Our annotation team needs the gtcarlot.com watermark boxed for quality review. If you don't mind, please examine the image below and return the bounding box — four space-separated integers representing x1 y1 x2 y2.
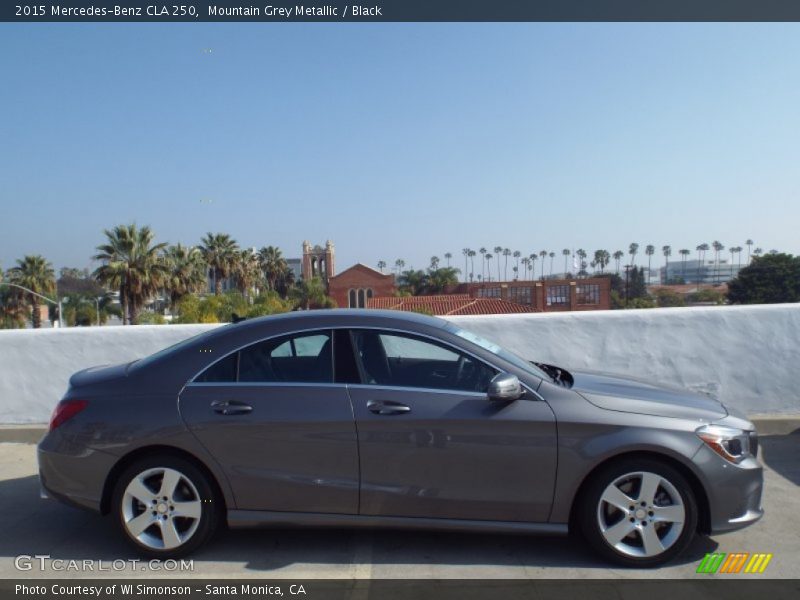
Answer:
15 554 194 572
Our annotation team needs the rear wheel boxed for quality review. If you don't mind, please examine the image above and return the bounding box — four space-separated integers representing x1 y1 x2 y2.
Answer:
112 456 219 557
578 458 698 567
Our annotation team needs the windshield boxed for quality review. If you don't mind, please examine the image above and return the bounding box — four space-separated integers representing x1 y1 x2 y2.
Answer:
445 324 551 382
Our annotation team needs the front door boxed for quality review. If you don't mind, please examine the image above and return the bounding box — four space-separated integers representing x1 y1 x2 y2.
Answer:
179 329 359 514
347 329 557 523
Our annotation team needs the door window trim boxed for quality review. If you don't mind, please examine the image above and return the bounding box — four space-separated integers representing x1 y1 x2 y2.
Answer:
184 325 542 399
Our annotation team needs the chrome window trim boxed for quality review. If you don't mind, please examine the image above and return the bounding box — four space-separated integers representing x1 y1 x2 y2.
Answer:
185 324 543 400
186 381 347 389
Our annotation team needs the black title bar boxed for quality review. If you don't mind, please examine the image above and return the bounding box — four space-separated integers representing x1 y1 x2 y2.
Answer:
7 0 800 22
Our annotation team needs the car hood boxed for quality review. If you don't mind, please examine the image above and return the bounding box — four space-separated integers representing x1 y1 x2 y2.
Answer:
570 370 728 421
69 362 131 389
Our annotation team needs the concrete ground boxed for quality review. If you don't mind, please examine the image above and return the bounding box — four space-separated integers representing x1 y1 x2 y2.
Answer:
0 431 797 580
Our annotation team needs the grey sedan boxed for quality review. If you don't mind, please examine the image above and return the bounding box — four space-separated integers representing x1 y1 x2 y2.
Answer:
38 310 763 567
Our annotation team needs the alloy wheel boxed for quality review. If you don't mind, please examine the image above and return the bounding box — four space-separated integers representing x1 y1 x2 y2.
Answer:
596 470 686 558
121 467 203 551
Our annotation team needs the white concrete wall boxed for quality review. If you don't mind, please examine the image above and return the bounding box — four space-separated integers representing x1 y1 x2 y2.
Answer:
0 304 798 424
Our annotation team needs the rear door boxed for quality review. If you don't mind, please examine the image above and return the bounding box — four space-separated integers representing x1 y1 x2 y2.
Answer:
346 329 557 523
179 329 359 514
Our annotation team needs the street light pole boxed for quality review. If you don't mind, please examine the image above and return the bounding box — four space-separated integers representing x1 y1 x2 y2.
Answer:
0 282 64 328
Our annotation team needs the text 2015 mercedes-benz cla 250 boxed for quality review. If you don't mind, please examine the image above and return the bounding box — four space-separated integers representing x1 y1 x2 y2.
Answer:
38 310 763 567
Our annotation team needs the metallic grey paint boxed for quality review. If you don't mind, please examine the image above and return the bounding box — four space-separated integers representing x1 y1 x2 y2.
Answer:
37 309 763 550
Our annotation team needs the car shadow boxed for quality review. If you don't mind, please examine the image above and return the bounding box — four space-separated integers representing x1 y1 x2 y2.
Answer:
758 428 800 486
0 474 716 575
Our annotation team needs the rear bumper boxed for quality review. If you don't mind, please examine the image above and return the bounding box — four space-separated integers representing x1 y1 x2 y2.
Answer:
692 444 764 534
37 430 117 514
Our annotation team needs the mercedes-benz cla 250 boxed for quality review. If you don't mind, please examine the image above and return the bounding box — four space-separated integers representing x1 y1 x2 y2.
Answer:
38 310 763 567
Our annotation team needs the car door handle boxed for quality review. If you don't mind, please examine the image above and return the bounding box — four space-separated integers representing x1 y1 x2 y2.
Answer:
367 400 411 415
211 400 253 415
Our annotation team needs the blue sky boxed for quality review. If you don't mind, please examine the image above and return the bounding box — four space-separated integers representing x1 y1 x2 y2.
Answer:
2 23 799 273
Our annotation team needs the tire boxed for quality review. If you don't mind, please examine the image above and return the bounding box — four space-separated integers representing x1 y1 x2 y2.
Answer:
111 455 220 558
578 457 698 568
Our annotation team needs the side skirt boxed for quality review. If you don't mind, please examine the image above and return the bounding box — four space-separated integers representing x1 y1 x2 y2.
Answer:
227 510 568 535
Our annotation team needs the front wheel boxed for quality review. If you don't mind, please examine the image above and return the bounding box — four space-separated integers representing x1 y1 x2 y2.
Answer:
112 456 219 557
578 458 698 567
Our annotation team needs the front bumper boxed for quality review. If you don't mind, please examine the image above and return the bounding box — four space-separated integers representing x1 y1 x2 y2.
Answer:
692 443 764 534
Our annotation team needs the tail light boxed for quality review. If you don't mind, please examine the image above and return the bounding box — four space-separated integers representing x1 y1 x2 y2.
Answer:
49 399 88 431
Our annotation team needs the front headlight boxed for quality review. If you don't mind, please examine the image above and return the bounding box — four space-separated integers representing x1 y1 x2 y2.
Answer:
696 424 754 464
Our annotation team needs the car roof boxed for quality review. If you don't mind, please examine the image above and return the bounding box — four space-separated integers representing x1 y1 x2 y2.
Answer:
230 308 450 332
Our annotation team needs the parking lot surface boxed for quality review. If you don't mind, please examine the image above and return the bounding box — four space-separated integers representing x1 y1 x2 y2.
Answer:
1 431 797 579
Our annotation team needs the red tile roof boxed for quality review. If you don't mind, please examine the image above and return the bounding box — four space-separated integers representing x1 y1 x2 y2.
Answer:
367 294 537 316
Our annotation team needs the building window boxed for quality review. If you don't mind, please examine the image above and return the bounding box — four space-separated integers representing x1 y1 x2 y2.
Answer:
367 288 373 299
358 289 366 308
576 284 600 305
349 289 357 308
509 286 532 304
477 287 501 298
546 285 570 306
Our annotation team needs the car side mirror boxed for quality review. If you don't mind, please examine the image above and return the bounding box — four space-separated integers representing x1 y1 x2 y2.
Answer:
487 372 523 402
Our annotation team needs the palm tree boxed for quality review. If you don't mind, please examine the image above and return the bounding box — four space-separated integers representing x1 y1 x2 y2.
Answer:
199 232 239 295
628 243 639 268
539 250 548 280
529 254 538 280
398 269 428 295
7 255 55 328
493 247 502 281
93 224 168 325
163 244 206 310
232 249 262 298
712 241 725 284
479 247 487 281
395 258 406 275
444 252 452 268
430 256 440 270
679 249 690 279
512 250 521 279
662 245 672 284
696 243 709 284
753 247 763 258
521 257 529 280
468 249 477 282
745 239 754 264
576 249 587 277
594 249 610 274
462 248 470 282
485 253 493 281
290 277 335 310
562 249 571 277
502 248 511 280
258 246 287 292
377 260 386 273
548 252 555 278
645 245 655 281
613 250 624 274
427 266 460 293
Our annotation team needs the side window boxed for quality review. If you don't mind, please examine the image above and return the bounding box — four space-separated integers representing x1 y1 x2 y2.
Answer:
352 330 496 393
195 352 238 383
238 331 332 383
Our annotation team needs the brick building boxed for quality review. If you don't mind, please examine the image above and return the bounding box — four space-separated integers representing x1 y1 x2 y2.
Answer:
449 277 612 312
327 263 396 308
367 294 537 316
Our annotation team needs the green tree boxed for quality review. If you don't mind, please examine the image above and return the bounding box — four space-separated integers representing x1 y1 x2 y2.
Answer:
232 249 262 298
0 285 27 329
426 267 460 294
199 232 238 295
654 288 686 307
377 260 386 273
662 245 672 284
258 246 287 292
290 277 336 310
613 250 624 274
645 244 655 277
398 269 428 295
7 255 56 328
727 253 800 304
93 224 168 325
164 244 206 310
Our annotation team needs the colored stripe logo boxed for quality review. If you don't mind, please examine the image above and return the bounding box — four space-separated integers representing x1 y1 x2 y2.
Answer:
697 552 772 574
